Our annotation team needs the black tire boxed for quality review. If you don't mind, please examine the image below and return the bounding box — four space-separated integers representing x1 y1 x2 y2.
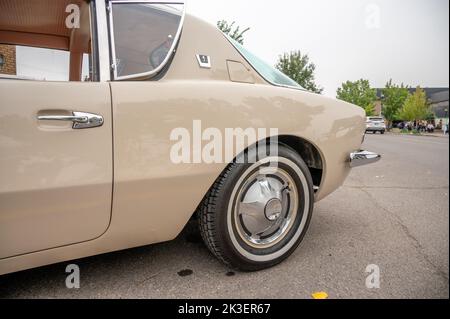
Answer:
197 144 314 271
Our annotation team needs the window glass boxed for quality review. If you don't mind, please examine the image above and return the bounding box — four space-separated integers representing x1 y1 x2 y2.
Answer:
230 38 303 89
0 0 94 82
111 3 184 79
0 45 92 82
0 46 90 81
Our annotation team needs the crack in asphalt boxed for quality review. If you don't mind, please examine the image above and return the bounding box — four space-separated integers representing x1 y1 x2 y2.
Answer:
137 272 161 285
356 186 449 282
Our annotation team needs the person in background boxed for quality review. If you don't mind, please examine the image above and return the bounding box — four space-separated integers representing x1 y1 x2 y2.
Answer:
407 122 412 131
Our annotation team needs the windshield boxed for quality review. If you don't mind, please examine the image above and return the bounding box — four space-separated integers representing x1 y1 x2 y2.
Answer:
229 38 303 90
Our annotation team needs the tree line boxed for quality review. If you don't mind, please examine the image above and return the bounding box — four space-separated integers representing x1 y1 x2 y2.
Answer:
336 79 432 127
218 20 432 126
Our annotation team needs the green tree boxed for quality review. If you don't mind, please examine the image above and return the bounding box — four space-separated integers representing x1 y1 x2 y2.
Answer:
336 79 377 113
382 79 409 127
398 86 430 122
365 103 376 116
217 20 249 44
275 51 323 94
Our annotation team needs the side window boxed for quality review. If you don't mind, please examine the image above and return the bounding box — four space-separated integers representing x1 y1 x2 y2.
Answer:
228 37 303 90
0 0 95 82
109 2 185 80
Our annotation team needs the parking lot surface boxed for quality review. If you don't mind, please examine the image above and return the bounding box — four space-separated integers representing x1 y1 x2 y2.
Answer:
0 134 448 299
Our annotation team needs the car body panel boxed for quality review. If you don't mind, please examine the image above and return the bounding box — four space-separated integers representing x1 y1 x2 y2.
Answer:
110 80 365 246
0 11 366 274
0 81 113 259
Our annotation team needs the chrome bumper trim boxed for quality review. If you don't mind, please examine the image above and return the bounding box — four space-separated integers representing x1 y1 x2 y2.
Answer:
350 150 381 168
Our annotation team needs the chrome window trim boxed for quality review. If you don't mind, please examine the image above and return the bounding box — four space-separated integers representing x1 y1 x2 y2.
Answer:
107 0 185 81
223 34 307 92
95 0 111 82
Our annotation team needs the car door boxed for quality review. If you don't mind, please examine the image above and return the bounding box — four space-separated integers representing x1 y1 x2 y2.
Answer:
0 0 113 259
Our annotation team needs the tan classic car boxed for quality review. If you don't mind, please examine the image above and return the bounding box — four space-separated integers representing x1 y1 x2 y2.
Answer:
0 0 380 274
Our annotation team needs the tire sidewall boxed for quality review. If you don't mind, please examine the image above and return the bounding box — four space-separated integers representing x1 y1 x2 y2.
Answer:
215 144 315 270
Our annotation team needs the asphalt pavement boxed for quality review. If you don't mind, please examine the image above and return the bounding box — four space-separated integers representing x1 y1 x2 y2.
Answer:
0 134 448 299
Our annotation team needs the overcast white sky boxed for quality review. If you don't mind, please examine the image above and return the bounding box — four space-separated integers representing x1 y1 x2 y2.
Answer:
187 0 449 96
12 0 449 95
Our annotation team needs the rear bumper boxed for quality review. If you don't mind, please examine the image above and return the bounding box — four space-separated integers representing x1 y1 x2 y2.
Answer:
366 127 385 131
350 150 381 168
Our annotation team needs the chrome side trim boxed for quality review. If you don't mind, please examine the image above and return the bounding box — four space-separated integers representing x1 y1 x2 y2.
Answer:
95 0 111 82
350 150 381 168
108 0 186 81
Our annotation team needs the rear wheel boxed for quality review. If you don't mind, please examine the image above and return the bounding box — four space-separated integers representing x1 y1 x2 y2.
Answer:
197 145 314 271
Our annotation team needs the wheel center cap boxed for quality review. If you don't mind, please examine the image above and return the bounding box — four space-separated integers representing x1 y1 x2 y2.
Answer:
264 198 283 221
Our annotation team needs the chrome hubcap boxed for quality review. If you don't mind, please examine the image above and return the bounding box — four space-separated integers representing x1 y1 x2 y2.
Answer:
234 167 299 249
265 198 282 221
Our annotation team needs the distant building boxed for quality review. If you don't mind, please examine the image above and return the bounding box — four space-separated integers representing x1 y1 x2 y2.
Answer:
375 87 449 128
0 44 17 76
373 99 383 117
428 90 449 128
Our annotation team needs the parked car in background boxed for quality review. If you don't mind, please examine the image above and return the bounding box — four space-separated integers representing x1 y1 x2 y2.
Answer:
366 117 386 134
0 0 381 274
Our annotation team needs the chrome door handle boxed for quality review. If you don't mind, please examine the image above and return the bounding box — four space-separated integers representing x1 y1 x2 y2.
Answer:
38 112 104 129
